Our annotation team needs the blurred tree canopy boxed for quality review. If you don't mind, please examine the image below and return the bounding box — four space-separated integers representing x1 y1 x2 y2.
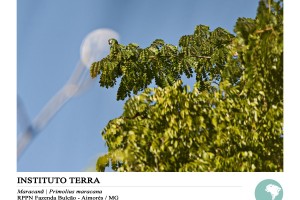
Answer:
91 0 283 172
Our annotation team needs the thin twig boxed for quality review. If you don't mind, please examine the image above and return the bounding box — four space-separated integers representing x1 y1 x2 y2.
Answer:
255 27 273 34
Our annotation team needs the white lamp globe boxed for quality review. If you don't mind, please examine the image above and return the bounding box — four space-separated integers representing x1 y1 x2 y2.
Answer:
80 28 120 68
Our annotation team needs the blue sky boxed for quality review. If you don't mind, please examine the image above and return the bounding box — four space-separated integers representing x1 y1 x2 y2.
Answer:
17 0 259 172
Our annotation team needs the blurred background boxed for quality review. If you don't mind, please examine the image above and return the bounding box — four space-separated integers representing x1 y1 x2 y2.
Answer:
17 0 258 172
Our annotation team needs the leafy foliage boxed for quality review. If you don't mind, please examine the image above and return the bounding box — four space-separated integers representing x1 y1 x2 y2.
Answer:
90 25 234 100
92 0 283 172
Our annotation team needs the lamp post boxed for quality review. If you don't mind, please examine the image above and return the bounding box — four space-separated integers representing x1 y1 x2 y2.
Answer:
17 28 120 159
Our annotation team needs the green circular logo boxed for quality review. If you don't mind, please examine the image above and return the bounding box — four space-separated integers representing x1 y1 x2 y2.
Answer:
255 179 283 200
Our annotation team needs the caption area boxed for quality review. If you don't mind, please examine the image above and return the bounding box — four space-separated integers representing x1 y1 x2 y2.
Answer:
16 175 243 200
17 177 118 200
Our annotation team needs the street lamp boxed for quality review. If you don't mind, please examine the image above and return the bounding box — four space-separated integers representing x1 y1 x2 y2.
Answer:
17 28 120 159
